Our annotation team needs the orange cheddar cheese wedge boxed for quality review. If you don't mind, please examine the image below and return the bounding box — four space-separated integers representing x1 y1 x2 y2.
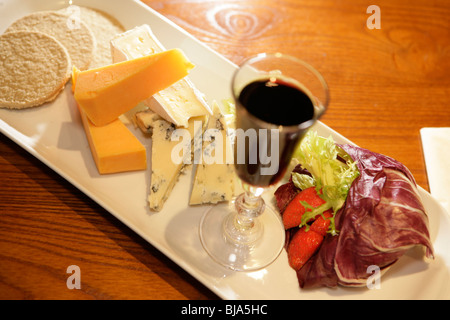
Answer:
77 104 147 174
71 66 80 93
74 48 194 126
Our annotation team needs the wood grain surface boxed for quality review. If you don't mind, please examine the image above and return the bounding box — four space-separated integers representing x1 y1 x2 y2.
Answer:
1 0 449 300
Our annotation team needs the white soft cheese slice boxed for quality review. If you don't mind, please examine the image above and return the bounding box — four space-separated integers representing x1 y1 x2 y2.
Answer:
190 102 237 205
110 24 212 127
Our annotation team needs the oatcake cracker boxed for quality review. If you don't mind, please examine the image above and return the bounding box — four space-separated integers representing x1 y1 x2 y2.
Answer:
58 5 125 68
0 31 71 109
5 11 96 70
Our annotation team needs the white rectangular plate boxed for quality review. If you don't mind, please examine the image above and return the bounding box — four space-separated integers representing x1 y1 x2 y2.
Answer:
1 0 449 299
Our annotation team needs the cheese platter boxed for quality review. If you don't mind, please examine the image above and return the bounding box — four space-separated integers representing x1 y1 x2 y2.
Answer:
1 0 450 299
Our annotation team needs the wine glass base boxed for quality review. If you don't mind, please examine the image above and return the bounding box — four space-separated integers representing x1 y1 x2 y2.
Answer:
199 201 285 272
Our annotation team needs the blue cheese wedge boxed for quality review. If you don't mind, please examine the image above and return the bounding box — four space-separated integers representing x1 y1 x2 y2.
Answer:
110 24 212 127
149 113 208 211
134 108 163 135
189 102 237 205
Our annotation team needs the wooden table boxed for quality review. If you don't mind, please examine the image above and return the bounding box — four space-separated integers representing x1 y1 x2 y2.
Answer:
1 0 449 300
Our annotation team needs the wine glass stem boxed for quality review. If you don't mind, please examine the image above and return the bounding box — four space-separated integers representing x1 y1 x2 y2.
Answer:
224 186 266 245
239 189 264 217
235 213 255 230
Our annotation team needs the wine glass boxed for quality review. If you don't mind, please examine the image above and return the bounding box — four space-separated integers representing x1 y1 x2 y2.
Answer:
199 53 329 271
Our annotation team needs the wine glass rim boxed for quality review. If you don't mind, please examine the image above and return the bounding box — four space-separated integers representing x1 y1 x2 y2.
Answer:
231 52 329 131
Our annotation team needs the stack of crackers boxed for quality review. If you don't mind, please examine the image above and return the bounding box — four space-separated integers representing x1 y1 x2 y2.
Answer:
0 5 125 109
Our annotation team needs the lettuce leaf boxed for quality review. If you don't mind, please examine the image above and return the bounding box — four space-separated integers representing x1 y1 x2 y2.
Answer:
291 131 360 235
221 98 236 116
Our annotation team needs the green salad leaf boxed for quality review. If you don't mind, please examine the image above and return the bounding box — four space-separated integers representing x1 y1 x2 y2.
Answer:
292 131 360 235
221 98 236 116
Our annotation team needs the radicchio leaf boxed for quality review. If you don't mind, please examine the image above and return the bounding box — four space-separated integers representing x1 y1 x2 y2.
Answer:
296 144 434 288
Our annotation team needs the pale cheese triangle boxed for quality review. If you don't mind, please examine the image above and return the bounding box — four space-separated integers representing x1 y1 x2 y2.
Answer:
189 102 237 205
149 114 208 211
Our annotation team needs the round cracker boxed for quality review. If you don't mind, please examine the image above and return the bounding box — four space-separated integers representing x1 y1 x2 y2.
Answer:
0 31 71 109
58 5 125 68
6 11 96 70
